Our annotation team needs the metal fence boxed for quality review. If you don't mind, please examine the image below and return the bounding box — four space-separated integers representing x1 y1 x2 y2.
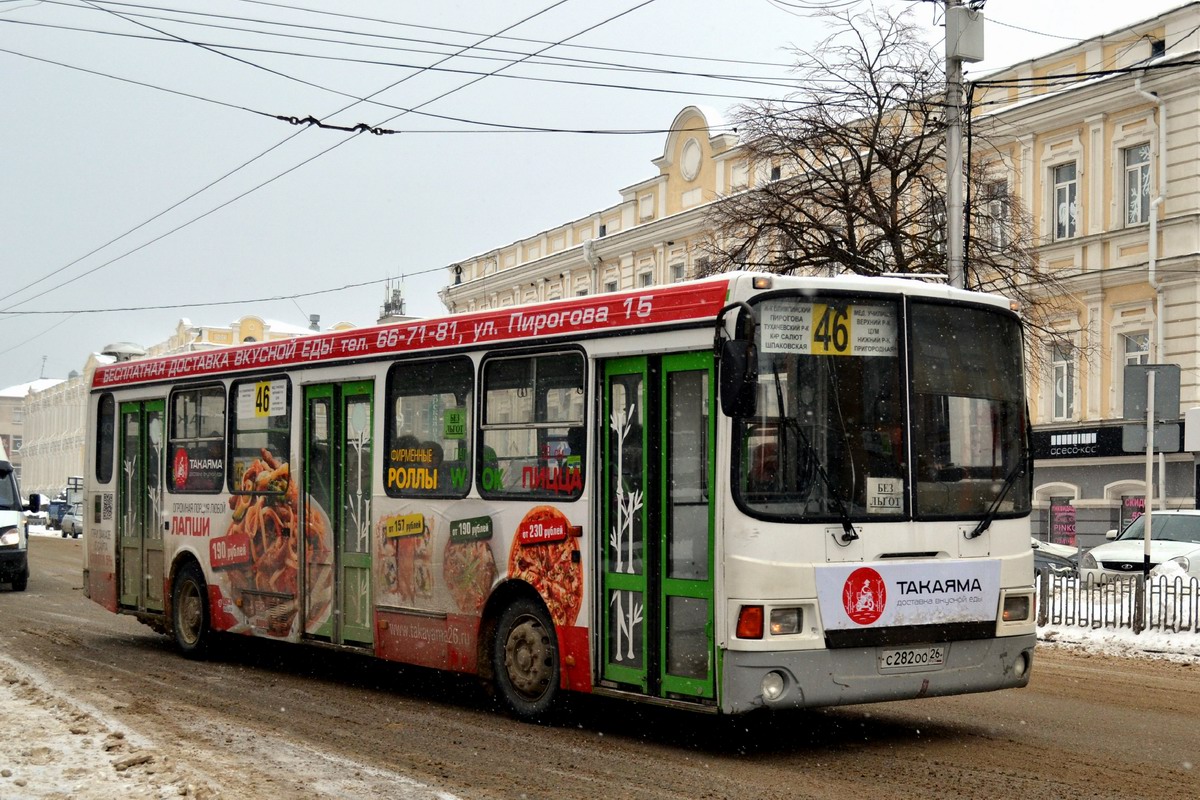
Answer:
1037 573 1200 634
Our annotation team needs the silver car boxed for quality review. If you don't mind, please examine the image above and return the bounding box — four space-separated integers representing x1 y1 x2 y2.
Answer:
1080 510 1200 583
60 503 83 539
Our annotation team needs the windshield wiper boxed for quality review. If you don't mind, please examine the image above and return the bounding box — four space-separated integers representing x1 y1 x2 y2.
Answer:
966 460 1026 539
773 366 858 544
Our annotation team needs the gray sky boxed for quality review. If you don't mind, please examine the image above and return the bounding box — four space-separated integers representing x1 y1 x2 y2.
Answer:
0 0 1185 384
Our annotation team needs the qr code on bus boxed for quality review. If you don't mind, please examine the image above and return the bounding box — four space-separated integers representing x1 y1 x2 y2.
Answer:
102 493 114 521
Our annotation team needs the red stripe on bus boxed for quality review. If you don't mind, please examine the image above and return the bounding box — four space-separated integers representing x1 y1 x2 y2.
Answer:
92 279 731 388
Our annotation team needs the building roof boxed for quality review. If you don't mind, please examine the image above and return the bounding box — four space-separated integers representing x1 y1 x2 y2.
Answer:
0 379 66 398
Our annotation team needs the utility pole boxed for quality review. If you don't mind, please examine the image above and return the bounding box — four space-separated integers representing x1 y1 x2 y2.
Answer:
944 1 984 289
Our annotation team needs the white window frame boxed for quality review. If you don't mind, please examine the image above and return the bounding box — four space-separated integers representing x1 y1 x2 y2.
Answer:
1052 162 1078 241
984 179 1010 249
1111 302 1153 418
1050 343 1076 421
1123 330 1150 367
1123 143 1151 227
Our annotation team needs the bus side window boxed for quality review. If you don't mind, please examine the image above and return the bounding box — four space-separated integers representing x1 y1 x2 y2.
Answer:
384 357 473 499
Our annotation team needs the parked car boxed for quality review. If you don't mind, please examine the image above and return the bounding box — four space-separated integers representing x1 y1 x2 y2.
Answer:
60 503 83 539
1031 537 1079 563
1080 509 1200 583
1034 546 1078 578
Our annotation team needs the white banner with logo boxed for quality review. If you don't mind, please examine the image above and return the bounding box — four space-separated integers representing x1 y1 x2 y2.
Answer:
815 560 1001 629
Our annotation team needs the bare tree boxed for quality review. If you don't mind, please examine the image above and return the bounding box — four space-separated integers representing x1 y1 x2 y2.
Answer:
701 6 1070 354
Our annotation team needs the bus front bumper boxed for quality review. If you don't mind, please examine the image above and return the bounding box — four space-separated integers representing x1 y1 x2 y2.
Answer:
720 633 1035 715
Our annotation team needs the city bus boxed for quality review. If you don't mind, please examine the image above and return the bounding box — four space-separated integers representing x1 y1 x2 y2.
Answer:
81 271 1035 719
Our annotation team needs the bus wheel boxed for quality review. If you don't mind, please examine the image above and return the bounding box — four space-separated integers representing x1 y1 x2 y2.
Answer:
491 597 559 720
172 562 212 659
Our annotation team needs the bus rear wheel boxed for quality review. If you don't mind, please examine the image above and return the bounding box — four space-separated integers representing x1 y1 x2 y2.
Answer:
491 597 559 721
172 562 212 659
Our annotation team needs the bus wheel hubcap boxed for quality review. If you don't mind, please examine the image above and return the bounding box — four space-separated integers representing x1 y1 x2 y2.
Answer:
504 616 551 698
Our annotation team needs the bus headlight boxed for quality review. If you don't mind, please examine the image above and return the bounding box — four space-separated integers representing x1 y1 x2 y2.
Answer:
1169 556 1191 571
761 671 786 701
0 526 19 548
769 607 802 635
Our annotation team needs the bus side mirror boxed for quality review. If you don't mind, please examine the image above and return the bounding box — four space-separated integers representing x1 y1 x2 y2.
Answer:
720 340 757 417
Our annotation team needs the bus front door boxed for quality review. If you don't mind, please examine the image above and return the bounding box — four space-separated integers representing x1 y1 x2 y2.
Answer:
118 399 166 613
602 353 716 702
303 382 374 647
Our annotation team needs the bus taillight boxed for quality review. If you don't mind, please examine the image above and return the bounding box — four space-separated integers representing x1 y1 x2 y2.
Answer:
736 605 764 639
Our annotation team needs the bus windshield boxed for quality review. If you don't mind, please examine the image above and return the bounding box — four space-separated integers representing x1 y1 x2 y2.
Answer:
734 294 1029 522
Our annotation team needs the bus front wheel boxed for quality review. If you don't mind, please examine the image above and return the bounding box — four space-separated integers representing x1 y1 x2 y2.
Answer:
491 597 559 721
172 562 212 659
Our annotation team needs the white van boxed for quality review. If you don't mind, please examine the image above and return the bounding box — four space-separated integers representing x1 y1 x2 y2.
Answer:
0 439 37 591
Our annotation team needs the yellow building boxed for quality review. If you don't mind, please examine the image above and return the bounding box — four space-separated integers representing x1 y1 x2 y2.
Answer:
439 105 748 311
440 3 1200 548
977 1 1200 545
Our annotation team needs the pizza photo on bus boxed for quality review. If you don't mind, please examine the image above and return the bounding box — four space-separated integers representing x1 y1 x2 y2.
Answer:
508 505 582 627
443 538 497 614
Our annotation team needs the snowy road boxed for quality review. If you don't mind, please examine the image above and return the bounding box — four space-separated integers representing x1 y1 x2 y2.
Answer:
2 534 1199 799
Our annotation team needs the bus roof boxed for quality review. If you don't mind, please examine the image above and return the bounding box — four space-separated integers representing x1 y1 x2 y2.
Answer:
91 272 1013 390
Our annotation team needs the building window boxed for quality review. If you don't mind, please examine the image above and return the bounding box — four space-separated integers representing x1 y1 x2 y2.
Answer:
639 272 653 288
985 180 1010 248
577 289 588 297
1123 331 1150 366
1150 38 1165 58
604 280 618 293
769 165 782 181
1053 163 1078 240
598 224 607 237
670 263 686 283
1051 345 1075 420
1124 143 1151 226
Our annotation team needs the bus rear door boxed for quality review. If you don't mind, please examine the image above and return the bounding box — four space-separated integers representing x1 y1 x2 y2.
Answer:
118 400 166 613
303 382 374 646
602 353 716 702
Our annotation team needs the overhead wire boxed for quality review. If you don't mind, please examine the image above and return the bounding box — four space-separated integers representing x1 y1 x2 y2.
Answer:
0 0 579 313
230 0 796 70
0 16 807 101
0 266 447 316
0 0 668 325
32 0 802 83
